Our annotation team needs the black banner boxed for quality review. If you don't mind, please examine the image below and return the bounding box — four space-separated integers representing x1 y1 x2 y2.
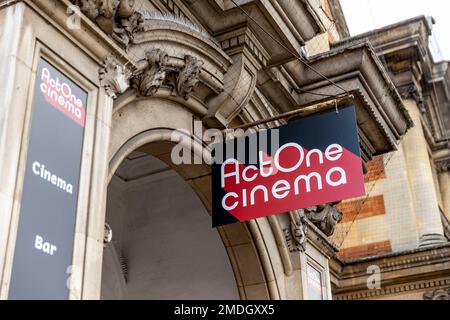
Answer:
9 58 87 299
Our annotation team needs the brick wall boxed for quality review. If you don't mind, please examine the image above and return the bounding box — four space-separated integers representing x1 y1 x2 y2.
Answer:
338 240 392 260
365 156 385 182
338 195 386 223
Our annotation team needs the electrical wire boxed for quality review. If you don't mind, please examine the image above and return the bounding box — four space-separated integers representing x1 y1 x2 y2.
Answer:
230 0 350 96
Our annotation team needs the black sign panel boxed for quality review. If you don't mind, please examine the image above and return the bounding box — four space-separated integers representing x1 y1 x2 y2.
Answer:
212 106 365 227
9 58 87 299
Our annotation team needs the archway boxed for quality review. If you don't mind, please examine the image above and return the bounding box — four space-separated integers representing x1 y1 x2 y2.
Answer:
101 96 278 299
102 145 239 299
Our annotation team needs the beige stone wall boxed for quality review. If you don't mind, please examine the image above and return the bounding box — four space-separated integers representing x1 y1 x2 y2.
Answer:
0 1 114 299
337 99 447 258
337 143 419 255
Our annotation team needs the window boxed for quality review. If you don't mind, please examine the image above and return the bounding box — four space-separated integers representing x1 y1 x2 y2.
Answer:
307 264 324 300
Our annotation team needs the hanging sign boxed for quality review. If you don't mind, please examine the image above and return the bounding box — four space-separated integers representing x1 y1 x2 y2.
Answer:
212 106 365 227
9 58 87 299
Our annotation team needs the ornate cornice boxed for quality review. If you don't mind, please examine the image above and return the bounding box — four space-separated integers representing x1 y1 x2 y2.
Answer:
335 278 450 300
216 26 270 69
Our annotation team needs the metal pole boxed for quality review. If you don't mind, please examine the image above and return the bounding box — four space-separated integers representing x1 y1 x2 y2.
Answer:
227 94 354 131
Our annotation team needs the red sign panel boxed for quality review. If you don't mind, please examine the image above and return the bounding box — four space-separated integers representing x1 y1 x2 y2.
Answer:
212 106 365 227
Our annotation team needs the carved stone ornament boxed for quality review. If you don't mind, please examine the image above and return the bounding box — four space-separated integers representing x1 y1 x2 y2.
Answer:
99 55 132 98
176 55 204 99
398 84 425 111
423 287 450 300
131 49 204 99
284 212 307 252
73 0 144 48
435 157 450 173
132 49 169 97
302 204 343 237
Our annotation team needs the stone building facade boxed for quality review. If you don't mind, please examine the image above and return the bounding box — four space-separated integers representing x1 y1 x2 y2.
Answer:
0 0 446 300
330 16 450 300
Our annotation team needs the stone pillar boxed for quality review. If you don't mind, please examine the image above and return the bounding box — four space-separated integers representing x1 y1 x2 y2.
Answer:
402 100 446 247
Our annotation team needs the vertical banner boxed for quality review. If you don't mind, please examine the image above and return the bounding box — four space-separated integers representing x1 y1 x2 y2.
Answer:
9 58 87 299
212 106 366 227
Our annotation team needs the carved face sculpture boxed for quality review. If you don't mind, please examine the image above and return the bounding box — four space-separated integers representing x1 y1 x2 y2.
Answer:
149 69 166 92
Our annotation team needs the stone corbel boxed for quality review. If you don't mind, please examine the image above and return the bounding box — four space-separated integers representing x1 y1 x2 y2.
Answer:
204 27 270 127
398 84 425 112
132 48 169 97
302 203 343 237
435 157 450 173
130 48 204 99
283 211 308 252
99 55 132 98
176 55 204 100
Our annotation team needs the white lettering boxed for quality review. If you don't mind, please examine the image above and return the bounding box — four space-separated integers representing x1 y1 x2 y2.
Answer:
306 149 324 167
221 159 240 188
259 152 274 177
242 165 258 182
222 192 239 211
325 144 343 161
274 143 304 172
32 161 73 195
34 235 57 256
294 172 323 194
326 167 347 186
272 180 290 199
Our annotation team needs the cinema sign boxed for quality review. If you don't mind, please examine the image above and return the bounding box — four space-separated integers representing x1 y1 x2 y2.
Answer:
212 107 366 227
9 58 87 299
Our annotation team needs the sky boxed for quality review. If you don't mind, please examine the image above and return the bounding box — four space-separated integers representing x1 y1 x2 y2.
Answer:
340 0 450 61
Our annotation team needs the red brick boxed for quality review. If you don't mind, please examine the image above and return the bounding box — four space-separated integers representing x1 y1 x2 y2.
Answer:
338 241 392 260
365 156 385 182
337 195 386 223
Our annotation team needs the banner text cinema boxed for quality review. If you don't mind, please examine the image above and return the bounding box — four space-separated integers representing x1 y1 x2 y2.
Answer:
220 143 347 212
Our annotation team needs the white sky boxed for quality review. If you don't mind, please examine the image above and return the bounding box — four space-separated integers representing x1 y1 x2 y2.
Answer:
340 0 450 61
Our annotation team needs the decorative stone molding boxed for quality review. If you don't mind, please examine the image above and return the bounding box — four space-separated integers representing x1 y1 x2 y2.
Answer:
73 0 144 48
132 48 169 97
423 287 450 300
435 157 450 173
125 48 205 99
204 27 268 126
176 55 204 100
398 84 425 110
217 26 270 69
99 55 132 98
302 204 343 237
335 278 450 300
283 212 307 252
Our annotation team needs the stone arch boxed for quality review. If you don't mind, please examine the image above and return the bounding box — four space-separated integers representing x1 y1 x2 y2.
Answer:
106 96 283 299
